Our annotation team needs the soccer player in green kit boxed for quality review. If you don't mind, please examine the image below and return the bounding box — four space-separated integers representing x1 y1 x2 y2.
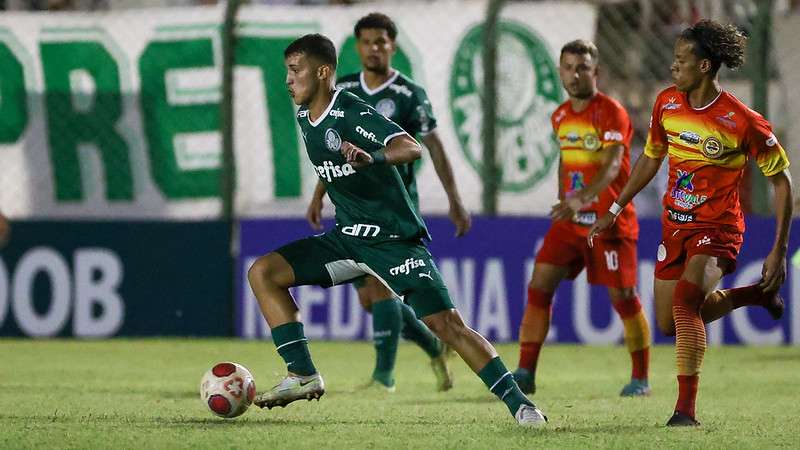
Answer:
247 33 546 426
306 13 470 392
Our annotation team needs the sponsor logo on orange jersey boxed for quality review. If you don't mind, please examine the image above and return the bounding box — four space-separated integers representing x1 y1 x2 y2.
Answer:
670 170 707 210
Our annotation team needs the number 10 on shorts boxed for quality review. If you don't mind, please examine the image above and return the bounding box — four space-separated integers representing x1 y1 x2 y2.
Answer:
604 250 619 271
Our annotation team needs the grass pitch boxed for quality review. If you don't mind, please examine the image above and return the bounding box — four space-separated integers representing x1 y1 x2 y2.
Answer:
0 339 798 449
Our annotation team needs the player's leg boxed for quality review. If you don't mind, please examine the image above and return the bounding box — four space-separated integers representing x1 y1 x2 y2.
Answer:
398 298 453 391
667 254 726 426
515 222 582 394
654 278 678 336
591 237 651 396
364 241 545 425
357 276 402 391
514 262 568 394
357 276 451 391
608 287 651 396
247 233 353 409
700 284 784 322
420 304 545 425
247 252 316 376
653 277 780 336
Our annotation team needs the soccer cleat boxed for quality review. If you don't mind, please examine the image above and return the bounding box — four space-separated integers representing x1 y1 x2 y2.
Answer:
358 378 396 393
666 411 700 427
515 404 547 427
430 344 454 391
254 373 325 409
620 378 651 397
512 368 536 395
763 291 785 320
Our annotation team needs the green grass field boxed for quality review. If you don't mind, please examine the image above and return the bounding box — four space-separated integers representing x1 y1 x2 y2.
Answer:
1 340 798 449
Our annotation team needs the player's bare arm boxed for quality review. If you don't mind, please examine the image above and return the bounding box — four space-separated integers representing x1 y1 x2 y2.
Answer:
551 143 624 221
421 131 471 236
761 169 793 292
342 134 421 168
588 153 663 246
306 181 328 231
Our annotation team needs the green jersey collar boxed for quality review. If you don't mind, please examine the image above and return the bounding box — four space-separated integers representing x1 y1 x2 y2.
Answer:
308 89 343 128
359 70 400 96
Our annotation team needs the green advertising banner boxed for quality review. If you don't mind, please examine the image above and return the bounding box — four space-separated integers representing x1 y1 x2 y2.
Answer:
0 3 596 219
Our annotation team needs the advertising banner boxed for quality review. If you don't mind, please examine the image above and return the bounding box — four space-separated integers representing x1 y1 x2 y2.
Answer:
238 216 800 345
0 1 595 218
0 222 231 337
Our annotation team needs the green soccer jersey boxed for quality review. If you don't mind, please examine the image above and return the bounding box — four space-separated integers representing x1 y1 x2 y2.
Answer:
297 89 430 242
336 71 437 208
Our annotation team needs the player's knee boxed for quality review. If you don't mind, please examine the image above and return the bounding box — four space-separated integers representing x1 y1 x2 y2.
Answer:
609 287 636 302
357 291 373 312
247 253 289 289
422 310 466 344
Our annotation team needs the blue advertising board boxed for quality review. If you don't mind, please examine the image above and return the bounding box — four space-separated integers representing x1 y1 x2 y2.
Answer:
238 216 800 345
0 221 232 337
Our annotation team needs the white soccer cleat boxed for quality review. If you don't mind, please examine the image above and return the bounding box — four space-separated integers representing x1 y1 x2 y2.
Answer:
254 373 325 409
515 404 548 427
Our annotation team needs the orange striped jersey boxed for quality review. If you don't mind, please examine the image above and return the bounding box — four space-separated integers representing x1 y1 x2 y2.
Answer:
551 92 638 239
644 86 790 233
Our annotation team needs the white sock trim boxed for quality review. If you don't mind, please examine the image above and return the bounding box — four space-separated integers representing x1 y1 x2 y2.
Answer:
489 371 512 392
275 338 307 351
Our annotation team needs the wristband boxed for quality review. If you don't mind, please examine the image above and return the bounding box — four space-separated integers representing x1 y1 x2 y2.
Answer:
372 150 387 165
609 202 624 216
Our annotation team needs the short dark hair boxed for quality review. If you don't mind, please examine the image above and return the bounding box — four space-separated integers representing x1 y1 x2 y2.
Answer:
284 33 337 69
680 19 746 73
354 12 398 41
560 39 599 62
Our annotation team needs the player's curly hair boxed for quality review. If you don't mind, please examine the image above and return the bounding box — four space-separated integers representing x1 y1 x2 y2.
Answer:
680 19 747 73
354 12 398 41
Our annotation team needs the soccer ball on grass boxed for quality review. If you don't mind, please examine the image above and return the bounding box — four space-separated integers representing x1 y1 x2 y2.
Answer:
200 362 256 418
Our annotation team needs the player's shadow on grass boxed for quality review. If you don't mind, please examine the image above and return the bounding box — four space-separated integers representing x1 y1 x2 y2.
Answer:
541 424 658 434
158 416 446 427
3 384 199 399
396 395 496 405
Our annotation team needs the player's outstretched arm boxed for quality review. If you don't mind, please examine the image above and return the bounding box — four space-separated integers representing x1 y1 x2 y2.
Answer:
306 181 327 231
342 134 421 168
760 169 793 292
588 153 662 246
422 131 471 236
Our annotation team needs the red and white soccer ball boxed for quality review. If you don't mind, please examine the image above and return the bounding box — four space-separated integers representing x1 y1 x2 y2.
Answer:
200 362 256 418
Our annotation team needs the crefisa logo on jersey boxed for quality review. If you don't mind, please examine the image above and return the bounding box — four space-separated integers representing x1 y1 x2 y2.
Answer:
389 258 426 276
355 126 380 144
324 128 342 152
449 20 562 192
702 136 723 159
376 98 396 118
